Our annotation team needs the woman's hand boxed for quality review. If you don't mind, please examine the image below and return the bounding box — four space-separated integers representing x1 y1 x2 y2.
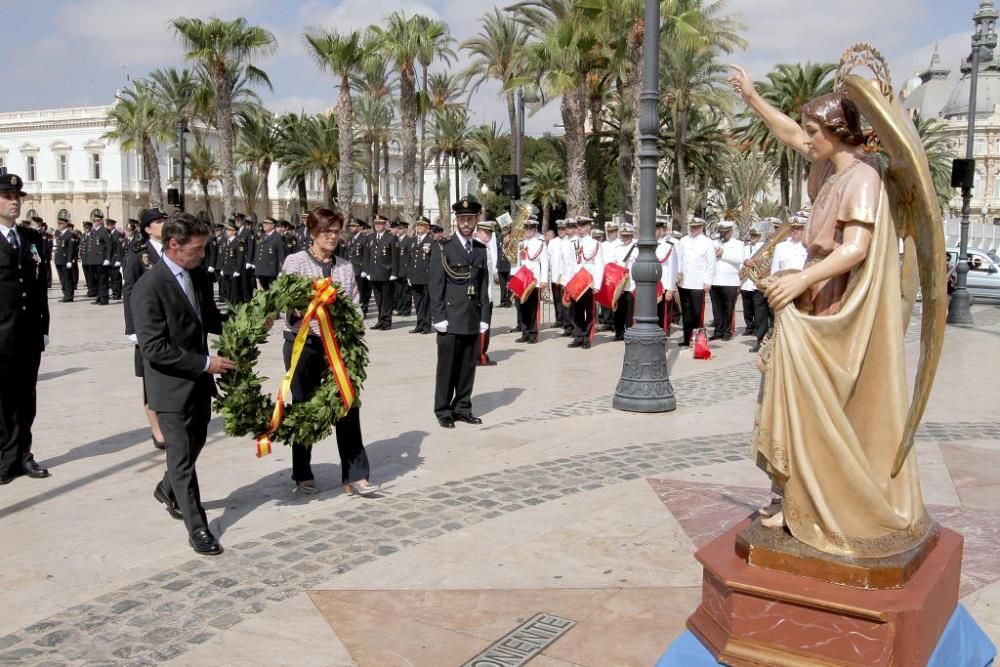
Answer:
766 272 811 310
729 65 756 103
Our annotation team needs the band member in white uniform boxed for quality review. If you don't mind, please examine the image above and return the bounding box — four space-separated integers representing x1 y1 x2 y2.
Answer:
710 220 744 340
548 220 569 335
653 218 679 334
612 223 638 340
566 218 604 349
740 227 767 351
515 218 548 344
675 217 716 348
475 220 499 366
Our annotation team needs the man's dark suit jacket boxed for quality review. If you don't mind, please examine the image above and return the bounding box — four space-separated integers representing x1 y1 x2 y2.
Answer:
429 234 491 336
131 258 224 412
0 225 49 356
365 231 400 281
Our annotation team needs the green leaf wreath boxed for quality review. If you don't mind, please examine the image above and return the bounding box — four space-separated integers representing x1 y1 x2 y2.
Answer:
213 273 368 448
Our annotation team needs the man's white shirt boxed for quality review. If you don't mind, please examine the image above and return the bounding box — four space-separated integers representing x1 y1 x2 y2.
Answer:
517 233 549 284
770 239 808 274
676 233 716 289
713 237 744 287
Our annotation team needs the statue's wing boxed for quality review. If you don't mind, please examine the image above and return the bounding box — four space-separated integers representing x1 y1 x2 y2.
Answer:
843 73 948 478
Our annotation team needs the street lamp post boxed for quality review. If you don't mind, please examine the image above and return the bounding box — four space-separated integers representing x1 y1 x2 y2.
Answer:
176 118 189 212
613 0 675 413
949 0 998 325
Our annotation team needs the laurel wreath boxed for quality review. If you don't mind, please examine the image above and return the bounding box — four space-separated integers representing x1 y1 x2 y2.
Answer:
213 273 368 448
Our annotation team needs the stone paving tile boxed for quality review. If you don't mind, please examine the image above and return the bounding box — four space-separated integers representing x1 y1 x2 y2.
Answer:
1 417 994 665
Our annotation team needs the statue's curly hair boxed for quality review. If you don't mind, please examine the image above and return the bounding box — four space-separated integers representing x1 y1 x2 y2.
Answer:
801 93 866 147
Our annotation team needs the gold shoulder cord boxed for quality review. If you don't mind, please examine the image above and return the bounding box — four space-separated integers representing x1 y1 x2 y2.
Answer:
439 245 471 281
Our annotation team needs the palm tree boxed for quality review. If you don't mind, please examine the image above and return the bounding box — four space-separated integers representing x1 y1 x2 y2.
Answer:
426 72 465 111
707 150 775 236
148 67 199 131
104 81 167 208
186 138 220 223
355 93 394 216
171 17 277 223
238 167 261 220
303 28 368 213
277 113 341 208
523 159 566 227
236 108 278 217
914 115 956 210
369 12 423 221
466 122 508 180
733 62 835 211
429 108 471 204
511 0 601 217
275 113 311 214
415 15 455 212
461 9 528 165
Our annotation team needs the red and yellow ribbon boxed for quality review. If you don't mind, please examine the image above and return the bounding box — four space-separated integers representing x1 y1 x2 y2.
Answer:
256 277 356 457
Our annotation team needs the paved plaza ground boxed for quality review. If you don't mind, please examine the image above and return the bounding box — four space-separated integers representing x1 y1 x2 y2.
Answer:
1 294 999 666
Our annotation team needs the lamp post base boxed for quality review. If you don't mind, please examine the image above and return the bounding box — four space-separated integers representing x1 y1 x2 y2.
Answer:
947 289 974 325
613 323 676 413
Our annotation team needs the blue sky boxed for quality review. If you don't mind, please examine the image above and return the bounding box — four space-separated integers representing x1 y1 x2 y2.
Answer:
3 0 982 133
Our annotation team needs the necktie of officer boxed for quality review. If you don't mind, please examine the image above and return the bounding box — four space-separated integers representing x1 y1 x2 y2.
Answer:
6 228 18 250
465 239 472 255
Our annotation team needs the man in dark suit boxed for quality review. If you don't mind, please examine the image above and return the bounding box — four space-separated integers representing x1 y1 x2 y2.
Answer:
348 219 371 317
364 214 400 330
408 216 434 334
254 217 286 290
495 222 512 307
0 172 51 484
131 213 234 555
80 220 95 296
53 213 78 302
429 196 491 429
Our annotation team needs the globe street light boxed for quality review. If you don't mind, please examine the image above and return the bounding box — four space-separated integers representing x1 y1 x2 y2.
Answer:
949 0 998 325
613 0 676 413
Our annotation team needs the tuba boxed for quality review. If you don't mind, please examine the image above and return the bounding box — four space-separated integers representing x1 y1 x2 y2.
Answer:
502 200 540 265
740 220 790 289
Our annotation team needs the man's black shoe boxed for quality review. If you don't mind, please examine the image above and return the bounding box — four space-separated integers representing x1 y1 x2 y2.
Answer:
567 340 583 348
454 414 483 425
189 528 223 556
722 334 733 341
421 328 433 334
749 342 761 353
438 417 455 429
581 341 591 349
677 342 691 348
369 323 386 331
409 328 421 334
527 337 537 344
515 335 529 343
0 476 14 485
154 484 183 520
22 457 49 479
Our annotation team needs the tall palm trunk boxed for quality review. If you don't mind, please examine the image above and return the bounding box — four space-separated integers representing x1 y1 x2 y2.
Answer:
382 141 390 208
589 94 606 222
328 170 338 208
454 154 461 203
143 136 163 208
400 68 418 220
372 140 381 215
297 178 308 216
616 78 633 216
258 157 272 217
778 154 790 209
562 85 589 217
419 64 429 212
365 140 374 214
790 153 804 212
506 90 518 173
672 105 690 228
337 76 354 213
199 179 212 224
542 202 551 228
629 19 643 222
214 63 235 222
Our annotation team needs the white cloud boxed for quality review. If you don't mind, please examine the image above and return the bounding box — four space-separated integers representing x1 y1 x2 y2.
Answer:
297 0 442 34
267 95 333 115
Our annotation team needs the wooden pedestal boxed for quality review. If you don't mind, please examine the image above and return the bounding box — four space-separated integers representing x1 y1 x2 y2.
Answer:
686 519 963 666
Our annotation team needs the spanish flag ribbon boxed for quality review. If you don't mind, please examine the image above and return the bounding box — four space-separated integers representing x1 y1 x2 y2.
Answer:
256 277 356 458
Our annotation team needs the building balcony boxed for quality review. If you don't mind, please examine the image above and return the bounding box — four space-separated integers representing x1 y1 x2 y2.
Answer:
47 180 73 193
22 181 42 195
80 179 107 194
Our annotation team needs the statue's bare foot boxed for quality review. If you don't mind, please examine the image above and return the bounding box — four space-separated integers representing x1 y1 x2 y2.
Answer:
758 497 782 518
761 510 784 529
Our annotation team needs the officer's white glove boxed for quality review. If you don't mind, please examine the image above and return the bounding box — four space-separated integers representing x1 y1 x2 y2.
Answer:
127 334 138 344
408 279 412 286
433 320 448 333
66 263 72 269
361 272 369 279
43 335 49 348
479 322 489 334
208 266 215 273
102 260 110 266
245 263 253 270
389 275 397 281
114 261 121 267
233 271 240 277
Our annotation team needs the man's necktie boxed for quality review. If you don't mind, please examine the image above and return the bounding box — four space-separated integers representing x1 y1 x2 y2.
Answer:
180 270 200 319
7 229 18 250
465 239 472 255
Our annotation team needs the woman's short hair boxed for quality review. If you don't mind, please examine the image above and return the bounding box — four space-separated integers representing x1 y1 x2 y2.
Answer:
162 212 209 246
305 207 344 237
800 93 866 147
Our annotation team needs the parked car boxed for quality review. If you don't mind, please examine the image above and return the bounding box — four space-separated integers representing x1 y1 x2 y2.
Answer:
946 247 1000 301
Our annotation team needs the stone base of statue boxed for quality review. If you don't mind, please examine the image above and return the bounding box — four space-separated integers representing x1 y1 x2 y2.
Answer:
685 517 965 666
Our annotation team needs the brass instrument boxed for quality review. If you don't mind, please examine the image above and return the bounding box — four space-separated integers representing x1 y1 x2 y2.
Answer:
501 200 540 265
740 221 791 289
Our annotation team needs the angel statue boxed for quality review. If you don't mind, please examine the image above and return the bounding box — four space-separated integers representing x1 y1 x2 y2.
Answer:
729 46 947 559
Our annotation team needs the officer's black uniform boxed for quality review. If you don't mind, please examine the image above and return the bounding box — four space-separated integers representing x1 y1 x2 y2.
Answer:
90 222 114 304
109 224 125 299
0 173 50 483
408 222 434 334
123 208 166 389
348 225 371 317
254 229 287 290
53 221 78 301
365 222 400 330
395 228 413 316
221 227 243 304
430 197 491 427
79 225 95 296
236 219 255 303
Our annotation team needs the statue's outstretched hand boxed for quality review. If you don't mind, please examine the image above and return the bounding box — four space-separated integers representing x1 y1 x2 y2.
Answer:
729 65 754 102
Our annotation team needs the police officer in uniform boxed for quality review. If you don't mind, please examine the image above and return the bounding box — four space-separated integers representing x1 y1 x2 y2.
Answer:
220 221 242 304
80 220 95 297
395 220 413 316
279 220 299 255
235 213 255 302
254 217 286 290
123 207 169 450
364 214 399 330
0 172 50 484
107 218 126 300
430 196 491 428
348 218 372 317
53 213 78 302
408 216 434 334
90 213 115 305
495 219 512 307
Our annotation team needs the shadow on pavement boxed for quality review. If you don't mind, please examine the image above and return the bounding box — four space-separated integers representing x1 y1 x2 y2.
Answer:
208 429 428 537
473 388 525 416
38 367 87 383
486 348 522 362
